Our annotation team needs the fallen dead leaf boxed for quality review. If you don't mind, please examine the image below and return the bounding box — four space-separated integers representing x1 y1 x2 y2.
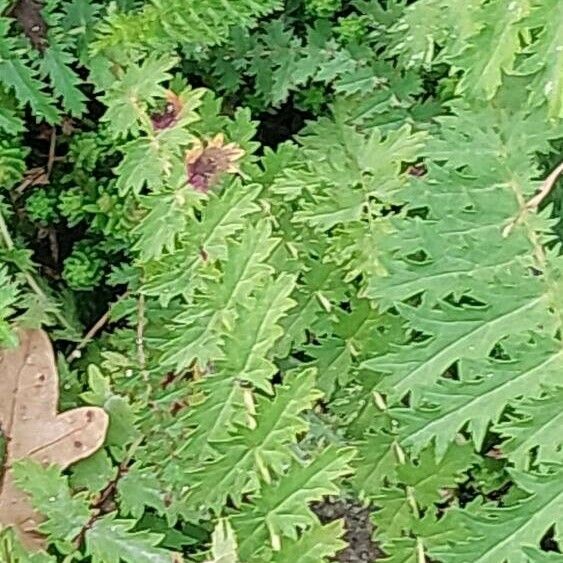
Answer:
0 329 108 550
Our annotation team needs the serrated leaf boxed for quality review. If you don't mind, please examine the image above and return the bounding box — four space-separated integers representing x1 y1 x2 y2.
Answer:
0 60 58 123
495 387 563 469
117 464 167 519
85 515 179 563
12 461 90 546
431 467 563 563
234 446 355 560
270 520 346 563
452 0 530 100
40 46 87 116
206 519 238 563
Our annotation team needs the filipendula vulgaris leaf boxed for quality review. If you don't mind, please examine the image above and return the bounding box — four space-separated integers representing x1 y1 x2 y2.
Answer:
92 0 283 60
0 527 55 562
39 46 87 117
495 386 563 470
269 520 346 563
451 0 531 100
357 85 563 560
386 0 481 68
84 514 181 563
70 449 116 494
287 119 426 286
0 138 27 189
168 275 297 457
12 461 90 551
0 20 58 123
428 466 563 563
351 437 476 563
114 87 205 196
141 184 261 304
515 0 563 119
185 367 321 512
273 251 348 360
232 445 355 560
38 0 90 116
81 365 140 460
101 54 178 138
159 220 281 371
0 265 20 347
305 297 398 397
117 463 167 520
205 519 239 563
362 102 563 403
39 0 87 117
0 87 25 135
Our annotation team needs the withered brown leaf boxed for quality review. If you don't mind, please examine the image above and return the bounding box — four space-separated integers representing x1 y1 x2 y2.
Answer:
0 329 108 550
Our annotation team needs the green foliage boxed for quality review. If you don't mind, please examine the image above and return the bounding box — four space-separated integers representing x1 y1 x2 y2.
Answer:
25 189 59 224
63 244 105 290
0 0 562 561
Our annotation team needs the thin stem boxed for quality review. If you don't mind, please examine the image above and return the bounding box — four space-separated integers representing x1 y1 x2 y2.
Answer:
0 207 73 331
47 127 56 177
136 293 149 382
503 161 563 237
525 160 563 210
67 292 128 361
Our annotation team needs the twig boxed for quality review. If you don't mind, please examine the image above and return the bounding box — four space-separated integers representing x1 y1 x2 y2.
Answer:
67 310 111 362
73 436 144 549
524 161 563 211
67 292 128 361
503 161 563 237
136 293 149 381
47 127 56 177
14 168 47 197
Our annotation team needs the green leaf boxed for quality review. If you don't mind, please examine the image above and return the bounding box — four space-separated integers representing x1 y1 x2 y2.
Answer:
102 54 177 137
517 0 563 118
206 519 239 563
270 520 347 562
0 528 56 562
0 60 59 123
117 464 167 519
452 0 530 100
430 467 563 563
187 368 322 511
81 366 139 454
70 449 116 493
12 461 90 546
85 514 178 563
40 46 87 116
496 387 563 469
233 446 355 560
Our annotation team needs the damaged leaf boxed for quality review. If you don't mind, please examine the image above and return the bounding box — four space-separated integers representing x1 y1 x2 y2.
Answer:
0 329 108 550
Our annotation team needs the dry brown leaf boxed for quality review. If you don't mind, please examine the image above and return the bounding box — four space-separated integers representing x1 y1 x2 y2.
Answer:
0 329 109 550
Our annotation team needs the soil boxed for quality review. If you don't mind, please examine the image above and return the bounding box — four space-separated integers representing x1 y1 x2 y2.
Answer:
312 498 383 562
9 0 47 51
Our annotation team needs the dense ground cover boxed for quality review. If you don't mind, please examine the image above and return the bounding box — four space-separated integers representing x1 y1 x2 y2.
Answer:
0 0 562 561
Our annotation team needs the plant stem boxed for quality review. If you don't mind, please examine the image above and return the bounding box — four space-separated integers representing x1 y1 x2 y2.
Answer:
0 206 74 332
